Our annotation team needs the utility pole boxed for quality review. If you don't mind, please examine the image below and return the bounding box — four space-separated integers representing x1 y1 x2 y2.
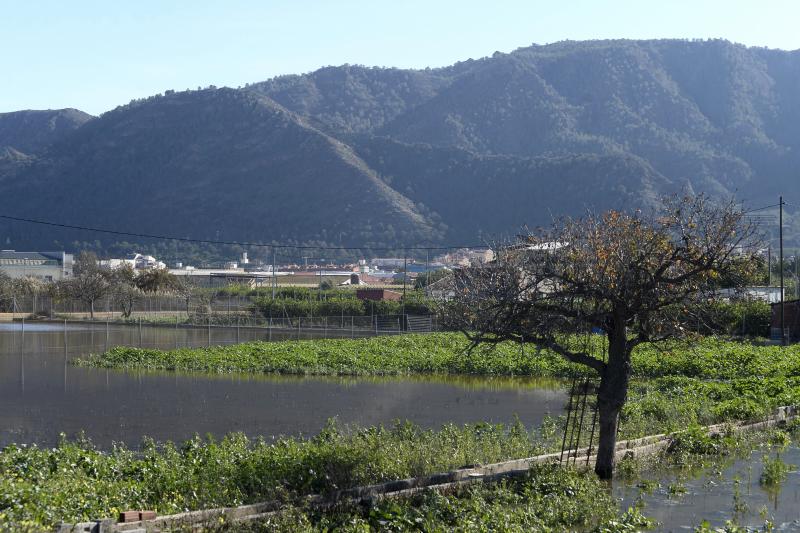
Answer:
426 249 430 287
779 196 785 346
271 247 276 301
402 254 407 331
768 245 772 286
402 255 407 299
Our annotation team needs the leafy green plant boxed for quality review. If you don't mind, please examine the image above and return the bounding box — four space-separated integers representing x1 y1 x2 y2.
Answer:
759 455 792 486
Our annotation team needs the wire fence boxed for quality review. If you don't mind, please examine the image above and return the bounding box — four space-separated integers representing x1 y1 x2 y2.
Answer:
0 293 439 332
3 312 438 358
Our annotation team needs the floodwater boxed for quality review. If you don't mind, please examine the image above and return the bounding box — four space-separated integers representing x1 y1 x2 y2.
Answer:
0 322 566 449
616 445 800 531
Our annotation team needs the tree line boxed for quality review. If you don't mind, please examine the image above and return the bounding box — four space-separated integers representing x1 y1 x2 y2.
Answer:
0 252 192 319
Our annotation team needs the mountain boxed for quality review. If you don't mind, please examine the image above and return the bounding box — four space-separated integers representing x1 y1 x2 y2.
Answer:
1 39 798 256
0 109 94 155
0 89 440 253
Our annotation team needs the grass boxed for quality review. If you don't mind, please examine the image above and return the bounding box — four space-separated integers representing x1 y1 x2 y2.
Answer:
0 419 553 530
16 333 800 530
219 466 655 532
74 332 800 379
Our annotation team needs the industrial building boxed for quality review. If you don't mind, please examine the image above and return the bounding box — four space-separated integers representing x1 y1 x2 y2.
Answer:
0 250 74 281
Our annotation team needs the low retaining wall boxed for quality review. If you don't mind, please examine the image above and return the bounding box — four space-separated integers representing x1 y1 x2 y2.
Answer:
60 405 799 533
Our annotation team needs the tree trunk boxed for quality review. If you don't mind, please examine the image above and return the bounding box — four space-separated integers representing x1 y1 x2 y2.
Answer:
90 299 95 320
594 386 624 479
594 318 631 479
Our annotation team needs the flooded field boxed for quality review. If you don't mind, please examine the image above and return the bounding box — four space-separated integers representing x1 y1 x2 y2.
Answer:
616 444 800 531
0 322 566 448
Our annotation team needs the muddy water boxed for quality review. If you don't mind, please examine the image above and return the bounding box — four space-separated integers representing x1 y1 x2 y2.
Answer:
0 323 566 448
616 445 800 531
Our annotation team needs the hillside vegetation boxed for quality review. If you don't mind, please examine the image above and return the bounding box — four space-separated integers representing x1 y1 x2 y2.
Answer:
1 39 798 252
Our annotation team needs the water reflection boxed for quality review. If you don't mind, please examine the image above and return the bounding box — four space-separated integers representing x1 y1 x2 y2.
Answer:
616 445 800 530
0 322 566 449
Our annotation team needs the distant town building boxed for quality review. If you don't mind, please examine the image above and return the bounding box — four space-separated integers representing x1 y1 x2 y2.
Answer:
425 275 456 301
0 250 74 281
716 286 785 304
169 266 283 287
100 253 166 270
370 258 408 269
771 299 800 343
356 288 403 302
435 248 495 268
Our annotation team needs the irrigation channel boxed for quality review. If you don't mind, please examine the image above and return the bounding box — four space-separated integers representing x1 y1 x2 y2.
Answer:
0 321 566 449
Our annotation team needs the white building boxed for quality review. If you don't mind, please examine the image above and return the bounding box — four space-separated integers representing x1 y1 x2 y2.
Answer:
0 250 74 281
100 253 166 271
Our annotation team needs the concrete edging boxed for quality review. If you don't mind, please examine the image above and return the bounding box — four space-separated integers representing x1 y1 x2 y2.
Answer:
61 405 799 532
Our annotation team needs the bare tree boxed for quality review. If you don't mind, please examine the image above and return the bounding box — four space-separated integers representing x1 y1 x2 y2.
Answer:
65 253 110 319
112 283 143 318
443 195 759 478
0 270 12 312
108 264 141 318
172 276 196 316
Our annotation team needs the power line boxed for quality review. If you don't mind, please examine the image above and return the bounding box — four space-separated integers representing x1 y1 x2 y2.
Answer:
0 213 482 252
1 200 790 253
744 202 784 213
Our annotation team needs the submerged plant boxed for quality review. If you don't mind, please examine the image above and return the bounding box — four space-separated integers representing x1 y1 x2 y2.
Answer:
759 454 792 486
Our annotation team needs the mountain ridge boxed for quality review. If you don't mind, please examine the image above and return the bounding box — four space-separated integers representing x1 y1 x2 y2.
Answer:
1 39 797 255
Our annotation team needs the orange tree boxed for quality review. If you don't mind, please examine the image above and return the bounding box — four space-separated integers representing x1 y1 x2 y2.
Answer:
443 195 759 478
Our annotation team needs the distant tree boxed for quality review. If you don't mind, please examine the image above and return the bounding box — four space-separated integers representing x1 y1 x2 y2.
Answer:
444 195 759 479
109 263 137 286
172 276 197 315
105 264 141 318
65 270 110 319
73 251 100 276
135 268 180 293
414 268 452 289
112 283 142 318
0 270 12 311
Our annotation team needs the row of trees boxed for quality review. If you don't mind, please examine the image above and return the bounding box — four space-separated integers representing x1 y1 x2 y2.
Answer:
0 252 192 319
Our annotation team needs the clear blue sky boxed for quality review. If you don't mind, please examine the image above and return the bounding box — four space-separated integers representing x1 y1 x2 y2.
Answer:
2 0 798 115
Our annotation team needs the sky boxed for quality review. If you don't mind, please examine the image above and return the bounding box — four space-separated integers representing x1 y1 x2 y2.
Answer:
2 0 799 115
